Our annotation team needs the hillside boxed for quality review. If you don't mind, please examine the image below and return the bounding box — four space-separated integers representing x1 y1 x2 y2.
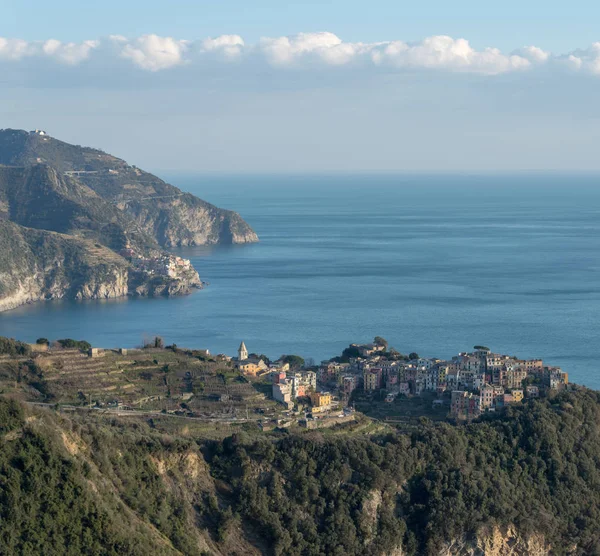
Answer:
0 220 201 312
0 367 599 555
0 129 258 246
0 164 158 253
0 128 259 311
0 221 130 311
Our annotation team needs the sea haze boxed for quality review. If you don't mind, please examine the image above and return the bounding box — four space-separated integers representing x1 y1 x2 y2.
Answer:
1 174 599 388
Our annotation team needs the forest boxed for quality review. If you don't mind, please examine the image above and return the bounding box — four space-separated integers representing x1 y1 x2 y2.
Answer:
0 388 599 554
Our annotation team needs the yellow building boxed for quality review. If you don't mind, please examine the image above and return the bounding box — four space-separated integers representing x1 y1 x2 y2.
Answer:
511 389 524 403
310 391 332 410
239 359 267 376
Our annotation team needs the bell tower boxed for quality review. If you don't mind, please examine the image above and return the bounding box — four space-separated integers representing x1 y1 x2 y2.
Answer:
238 341 248 361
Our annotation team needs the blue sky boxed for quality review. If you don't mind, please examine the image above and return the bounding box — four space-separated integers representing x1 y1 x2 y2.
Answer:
1 1 600 172
4 0 597 52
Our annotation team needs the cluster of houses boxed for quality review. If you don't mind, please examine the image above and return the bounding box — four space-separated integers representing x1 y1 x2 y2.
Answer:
231 339 569 421
234 342 325 412
118 247 193 279
316 341 569 420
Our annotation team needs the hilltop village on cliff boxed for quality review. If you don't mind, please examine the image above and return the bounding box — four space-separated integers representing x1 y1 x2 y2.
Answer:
230 339 569 421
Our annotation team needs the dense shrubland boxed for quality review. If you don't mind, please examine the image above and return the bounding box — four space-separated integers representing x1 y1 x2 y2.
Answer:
0 389 599 554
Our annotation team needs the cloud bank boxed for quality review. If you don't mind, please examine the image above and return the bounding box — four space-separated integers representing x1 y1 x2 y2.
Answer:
1 32 600 77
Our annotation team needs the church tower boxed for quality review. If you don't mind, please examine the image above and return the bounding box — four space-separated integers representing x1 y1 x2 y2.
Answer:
238 341 248 361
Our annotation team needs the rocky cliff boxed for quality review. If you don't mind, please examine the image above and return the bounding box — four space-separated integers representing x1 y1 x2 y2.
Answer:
0 128 256 311
0 221 201 312
0 129 259 247
121 192 259 247
441 526 550 555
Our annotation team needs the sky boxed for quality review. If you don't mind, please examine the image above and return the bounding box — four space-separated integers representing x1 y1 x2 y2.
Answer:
1 0 600 173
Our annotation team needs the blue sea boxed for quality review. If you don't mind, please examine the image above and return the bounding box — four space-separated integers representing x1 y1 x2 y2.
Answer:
1 174 600 388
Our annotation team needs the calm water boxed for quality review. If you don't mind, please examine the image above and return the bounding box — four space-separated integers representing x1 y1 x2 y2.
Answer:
2 174 600 387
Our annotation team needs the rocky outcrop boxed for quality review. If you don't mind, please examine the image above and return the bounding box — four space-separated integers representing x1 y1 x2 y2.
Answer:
442 526 550 556
121 193 259 247
0 221 201 312
129 268 202 297
0 268 130 313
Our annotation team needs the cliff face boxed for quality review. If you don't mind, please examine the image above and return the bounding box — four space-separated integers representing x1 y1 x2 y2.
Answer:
121 193 259 247
0 221 130 312
0 221 201 312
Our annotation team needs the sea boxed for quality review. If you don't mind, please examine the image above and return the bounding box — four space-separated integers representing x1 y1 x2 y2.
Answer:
1 173 600 388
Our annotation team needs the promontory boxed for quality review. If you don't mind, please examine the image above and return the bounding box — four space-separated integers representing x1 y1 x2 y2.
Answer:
0 129 258 311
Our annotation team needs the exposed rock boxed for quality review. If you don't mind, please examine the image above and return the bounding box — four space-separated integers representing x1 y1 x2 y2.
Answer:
0 221 201 312
122 193 259 247
441 525 551 556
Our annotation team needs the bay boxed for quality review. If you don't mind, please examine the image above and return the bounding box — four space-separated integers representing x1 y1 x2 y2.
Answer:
1 173 600 387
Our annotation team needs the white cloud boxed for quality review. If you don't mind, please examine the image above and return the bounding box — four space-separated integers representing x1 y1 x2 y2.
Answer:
1 32 600 79
0 38 34 60
370 36 531 75
118 34 189 71
200 35 244 59
42 39 99 65
562 43 600 74
0 37 98 64
259 32 346 66
514 45 550 63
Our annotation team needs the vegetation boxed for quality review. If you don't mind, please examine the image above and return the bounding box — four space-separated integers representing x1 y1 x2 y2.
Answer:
340 345 361 361
0 389 599 554
282 355 305 369
144 336 165 349
373 336 388 349
207 389 600 555
56 339 92 352
249 353 271 364
0 337 31 357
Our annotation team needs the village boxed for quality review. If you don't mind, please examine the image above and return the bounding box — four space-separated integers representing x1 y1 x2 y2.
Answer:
0 335 570 433
118 245 195 279
225 337 569 423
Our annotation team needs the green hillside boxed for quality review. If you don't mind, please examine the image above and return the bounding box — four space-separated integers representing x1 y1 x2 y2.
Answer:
0 129 258 247
0 387 599 555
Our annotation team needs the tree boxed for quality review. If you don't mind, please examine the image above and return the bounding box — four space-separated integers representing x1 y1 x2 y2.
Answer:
282 355 305 369
341 346 361 361
36 338 49 346
0 337 31 357
56 339 91 352
250 353 271 365
409 352 419 360
374 336 388 349
154 336 164 349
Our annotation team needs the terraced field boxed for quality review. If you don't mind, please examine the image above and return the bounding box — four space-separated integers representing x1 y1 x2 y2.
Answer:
0 346 281 418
